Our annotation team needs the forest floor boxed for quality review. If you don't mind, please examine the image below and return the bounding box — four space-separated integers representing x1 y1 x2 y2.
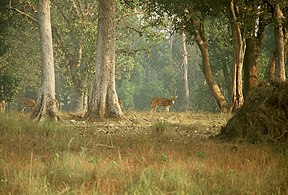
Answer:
63 111 230 141
0 111 288 194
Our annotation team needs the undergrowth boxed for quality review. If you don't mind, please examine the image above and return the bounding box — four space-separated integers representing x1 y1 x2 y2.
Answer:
0 112 287 194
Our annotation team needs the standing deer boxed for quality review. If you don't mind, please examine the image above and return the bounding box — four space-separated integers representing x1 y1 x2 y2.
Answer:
150 95 178 112
20 98 36 112
0 100 5 113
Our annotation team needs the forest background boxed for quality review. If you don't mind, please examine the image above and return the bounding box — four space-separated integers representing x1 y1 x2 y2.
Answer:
0 0 287 113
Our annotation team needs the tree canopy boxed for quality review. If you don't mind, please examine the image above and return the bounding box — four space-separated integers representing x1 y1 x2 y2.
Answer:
0 0 287 113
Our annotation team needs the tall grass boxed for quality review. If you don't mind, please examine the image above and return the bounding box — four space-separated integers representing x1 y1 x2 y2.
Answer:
0 112 287 194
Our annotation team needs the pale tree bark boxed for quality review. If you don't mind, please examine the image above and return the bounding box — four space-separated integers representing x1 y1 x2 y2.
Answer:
187 7 228 112
86 0 123 120
181 32 191 111
274 4 286 81
69 39 85 113
227 0 245 112
64 1 97 113
169 31 174 54
33 0 60 121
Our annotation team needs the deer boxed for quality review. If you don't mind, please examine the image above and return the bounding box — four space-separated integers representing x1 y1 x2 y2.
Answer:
150 95 178 112
0 100 5 113
20 98 36 112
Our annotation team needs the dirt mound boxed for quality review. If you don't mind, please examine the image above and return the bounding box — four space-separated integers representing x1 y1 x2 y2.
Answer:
218 81 288 143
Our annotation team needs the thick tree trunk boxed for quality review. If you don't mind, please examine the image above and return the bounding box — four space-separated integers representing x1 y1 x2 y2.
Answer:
274 4 286 81
86 0 123 120
33 0 60 121
181 32 191 111
243 17 265 98
227 0 245 112
243 38 258 98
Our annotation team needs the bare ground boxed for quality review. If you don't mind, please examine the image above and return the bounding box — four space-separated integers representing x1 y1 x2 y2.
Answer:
63 111 231 141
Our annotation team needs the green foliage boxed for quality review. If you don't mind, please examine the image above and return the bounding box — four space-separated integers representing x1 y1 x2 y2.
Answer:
274 144 288 156
160 153 169 162
0 72 20 101
151 120 173 136
2 0 286 113
0 1 40 101
117 80 135 109
0 0 10 57
191 80 219 111
196 151 207 160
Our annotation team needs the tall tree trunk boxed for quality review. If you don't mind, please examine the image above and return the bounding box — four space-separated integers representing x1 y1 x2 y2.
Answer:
222 62 232 102
186 6 227 112
33 0 60 121
196 38 227 112
243 38 258 98
227 0 245 112
69 39 85 112
188 23 227 112
169 31 174 54
86 0 123 120
274 4 286 81
181 32 190 111
243 14 265 98
265 51 276 82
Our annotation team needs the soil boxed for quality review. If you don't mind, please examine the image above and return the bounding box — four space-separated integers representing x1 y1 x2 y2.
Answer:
62 111 231 143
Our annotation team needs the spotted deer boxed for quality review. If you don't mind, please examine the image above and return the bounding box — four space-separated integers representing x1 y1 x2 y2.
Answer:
20 98 36 112
150 95 178 112
0 100 5 113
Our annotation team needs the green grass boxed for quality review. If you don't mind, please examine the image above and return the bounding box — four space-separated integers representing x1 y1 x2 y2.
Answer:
0 112 287 194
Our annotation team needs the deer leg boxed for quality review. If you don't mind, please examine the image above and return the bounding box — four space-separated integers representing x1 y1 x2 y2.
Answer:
164 106 170 112
152 106 157 112
21 106 26 112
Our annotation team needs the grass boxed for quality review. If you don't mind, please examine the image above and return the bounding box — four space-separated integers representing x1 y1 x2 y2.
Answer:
0 111 288 194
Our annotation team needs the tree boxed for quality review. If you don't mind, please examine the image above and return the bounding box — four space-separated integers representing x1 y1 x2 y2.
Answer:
241 1 266 98
226 0 245 111
274 3 286 81
52 0 98 112
32 0 60 121
143 0 228 112
181 32 191 111
86 0 123 119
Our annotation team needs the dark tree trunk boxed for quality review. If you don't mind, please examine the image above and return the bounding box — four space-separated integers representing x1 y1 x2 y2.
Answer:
265 51 276 82
222 62 232 102
243 16 265 98
243 38 258 98
274 4 286 81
